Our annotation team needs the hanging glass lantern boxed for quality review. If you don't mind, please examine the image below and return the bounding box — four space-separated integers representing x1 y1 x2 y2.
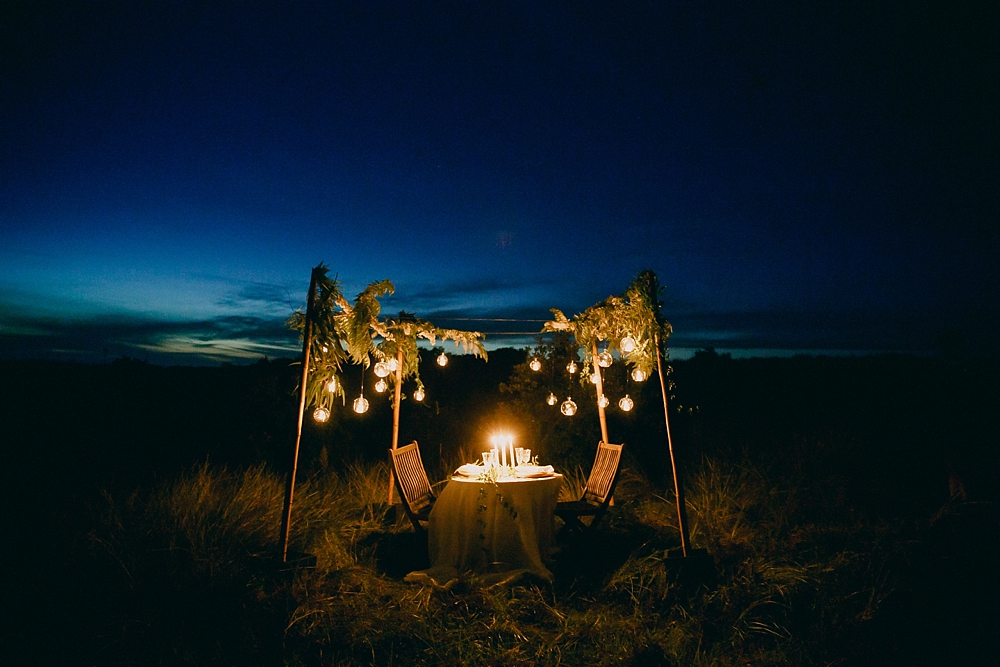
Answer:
353 396 369 414
619 394 634 412
326 377 338 393
313 406 330 423
374 378 388 393
374 361 390 378
546 392 558 406
566 360 578 374
631 367 648 382
413 387 426 402
387 358 398 372
529 357 541 372
437 352 448 367
597 394 610 408
620 335 637 354
560 398 577 416
597 350 613 368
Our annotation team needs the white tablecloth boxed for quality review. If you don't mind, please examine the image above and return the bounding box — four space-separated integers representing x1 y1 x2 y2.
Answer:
405 474 563 586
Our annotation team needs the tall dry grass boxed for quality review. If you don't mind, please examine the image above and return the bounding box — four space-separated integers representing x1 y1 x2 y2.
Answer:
86 453 904 666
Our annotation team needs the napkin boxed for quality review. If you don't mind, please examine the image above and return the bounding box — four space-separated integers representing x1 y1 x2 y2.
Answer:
515 465 555 478
454 463 484 477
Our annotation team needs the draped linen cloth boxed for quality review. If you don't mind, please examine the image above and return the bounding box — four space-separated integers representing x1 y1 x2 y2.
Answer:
406 474 563 587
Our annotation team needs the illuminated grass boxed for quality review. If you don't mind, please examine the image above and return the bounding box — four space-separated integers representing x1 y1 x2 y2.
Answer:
87 455 904 666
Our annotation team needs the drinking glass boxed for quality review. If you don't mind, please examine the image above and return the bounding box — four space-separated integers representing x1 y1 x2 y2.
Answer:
482 451 492 467
515 447 525 466
522 448 532 465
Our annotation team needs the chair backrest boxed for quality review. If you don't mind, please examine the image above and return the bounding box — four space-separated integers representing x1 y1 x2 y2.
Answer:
390 441 434 514
582 442 623 505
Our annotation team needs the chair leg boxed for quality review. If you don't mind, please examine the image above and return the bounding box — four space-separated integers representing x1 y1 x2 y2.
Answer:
559 515 589 533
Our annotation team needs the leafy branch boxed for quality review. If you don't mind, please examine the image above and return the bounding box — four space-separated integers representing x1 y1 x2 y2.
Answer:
544 269 672 388
288 265 487 415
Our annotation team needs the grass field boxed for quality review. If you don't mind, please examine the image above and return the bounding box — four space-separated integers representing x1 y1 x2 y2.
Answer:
4 354 997 665
77 455 935 666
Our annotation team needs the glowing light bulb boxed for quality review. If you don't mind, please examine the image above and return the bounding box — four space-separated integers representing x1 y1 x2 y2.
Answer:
387 358 398 372
631 368 648 382
546 392 558 406
598 394 610 408
413 387 425 402
326 377 338 393
597 350 613 368
560 398 577 416
566 360 578 374
620 336 636 354
437 353 448 367
529 358 541 372
375 378 387 393
313 406 330 423
619 394 634 411
353 396 369 414
374 361 390 378
591 371 601 384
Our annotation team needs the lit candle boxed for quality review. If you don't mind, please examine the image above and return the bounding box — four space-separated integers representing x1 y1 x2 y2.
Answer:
508 435 515 468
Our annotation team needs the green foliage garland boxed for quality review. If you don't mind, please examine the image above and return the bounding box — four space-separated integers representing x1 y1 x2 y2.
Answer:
374 312 488 396
544 270 672 388
286 266 359 415
288 264 488 416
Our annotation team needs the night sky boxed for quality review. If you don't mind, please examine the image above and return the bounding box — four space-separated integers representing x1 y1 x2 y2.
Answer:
2 2 997 365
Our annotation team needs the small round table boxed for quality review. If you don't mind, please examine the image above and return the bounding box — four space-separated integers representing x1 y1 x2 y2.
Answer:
406 474 563 586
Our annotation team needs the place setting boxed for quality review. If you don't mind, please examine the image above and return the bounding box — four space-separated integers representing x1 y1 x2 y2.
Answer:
452 434 556 480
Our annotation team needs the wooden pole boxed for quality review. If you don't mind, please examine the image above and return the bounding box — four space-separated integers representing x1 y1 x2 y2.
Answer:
387 347 404 505
592 341 614 506
656 329 691 557
279 266 320 563
592 342 610 445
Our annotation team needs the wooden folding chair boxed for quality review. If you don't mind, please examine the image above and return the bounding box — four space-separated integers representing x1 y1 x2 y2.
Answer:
555 442 624 533
389 441 436 532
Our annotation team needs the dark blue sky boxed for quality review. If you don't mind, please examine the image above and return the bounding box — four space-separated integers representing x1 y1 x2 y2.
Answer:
2 2 998 364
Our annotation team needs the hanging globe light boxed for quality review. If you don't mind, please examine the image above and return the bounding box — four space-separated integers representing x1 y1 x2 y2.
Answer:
413 387 426 401
529 357 541 372
313 406 330 422
560 398 578 416
546 392 558 406
597 350 613 368
353 396 369 414
597 394 610 408
591 371 601 384
387 358 398 372
437 352 448 367
326 377 338 393
631 367 648 382
566 360 578 374
620 335 637 354
374 378 388 393
619 394 634 412
374 361 390 378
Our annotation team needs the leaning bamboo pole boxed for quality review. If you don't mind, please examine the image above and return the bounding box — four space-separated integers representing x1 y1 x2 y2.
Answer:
655 329 691 556
279 266 320 563
592 342 610 446
387 347 404 504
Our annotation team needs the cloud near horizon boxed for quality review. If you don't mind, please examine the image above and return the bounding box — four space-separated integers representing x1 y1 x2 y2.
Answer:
0 310 301 365
5 297 985 366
